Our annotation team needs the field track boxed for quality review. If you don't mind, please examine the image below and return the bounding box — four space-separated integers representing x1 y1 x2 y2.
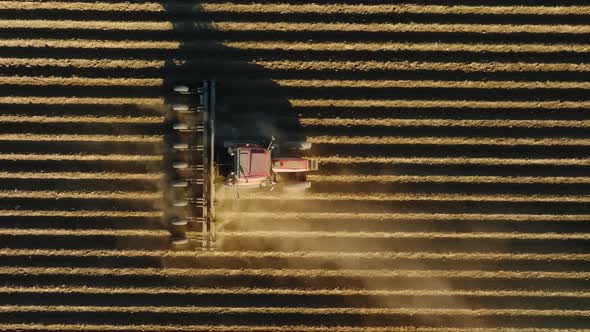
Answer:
2 0 590 330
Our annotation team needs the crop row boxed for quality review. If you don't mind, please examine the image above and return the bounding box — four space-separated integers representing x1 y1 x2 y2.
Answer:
7 134 590 146
5 39 590 54
3 305 590 316
0 95 162 104
314 157 590 166
0 76 162 86
0 229 166 236
5 248 590 261
238 192 590 203
7 76 590 90
275 79 590 89
0 38 179 49
0 210 161 217
219 211 590 222
220 230 590 240
2 20 590 34
301 119 590 128
4 2 590 16
9 285 590 298
226 41 590 53
0 190 159 199
7 58 590 73
4 96 590 111
0 153 161 161
5 117 589 128
0 133 161 142
306 136 590 146
0 324 437 332
198 4 590 16
0 115 162 124
1 267 587 279
10 135 590 146
307 174 590 184
0 171 160 180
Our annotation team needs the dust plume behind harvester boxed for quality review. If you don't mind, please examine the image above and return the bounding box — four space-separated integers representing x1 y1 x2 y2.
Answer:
165 80 318 249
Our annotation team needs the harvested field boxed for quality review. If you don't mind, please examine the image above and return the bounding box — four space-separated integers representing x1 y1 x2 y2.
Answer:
2 0 590 330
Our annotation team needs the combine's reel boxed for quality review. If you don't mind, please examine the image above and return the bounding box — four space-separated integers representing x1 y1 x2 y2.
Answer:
166 81 216 250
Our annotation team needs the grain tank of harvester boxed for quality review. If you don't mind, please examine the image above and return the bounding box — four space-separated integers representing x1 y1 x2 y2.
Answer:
167 80 318 249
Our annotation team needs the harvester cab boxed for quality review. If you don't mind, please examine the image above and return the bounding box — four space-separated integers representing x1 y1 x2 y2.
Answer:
167 80 318 250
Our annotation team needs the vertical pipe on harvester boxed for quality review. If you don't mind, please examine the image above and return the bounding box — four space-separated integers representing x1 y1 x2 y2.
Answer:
201 80 209 249
208 80 216 249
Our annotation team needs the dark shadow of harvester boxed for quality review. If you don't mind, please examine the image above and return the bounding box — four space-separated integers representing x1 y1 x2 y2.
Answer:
159 2 304 250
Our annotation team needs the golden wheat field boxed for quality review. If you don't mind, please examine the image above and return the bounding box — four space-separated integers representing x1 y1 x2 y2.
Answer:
1 0 590 330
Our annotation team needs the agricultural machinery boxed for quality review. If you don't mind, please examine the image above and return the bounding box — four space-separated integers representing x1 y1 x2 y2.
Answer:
166 80 318 249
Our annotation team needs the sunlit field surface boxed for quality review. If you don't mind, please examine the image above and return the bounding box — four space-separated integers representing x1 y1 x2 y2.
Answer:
1 1 590 330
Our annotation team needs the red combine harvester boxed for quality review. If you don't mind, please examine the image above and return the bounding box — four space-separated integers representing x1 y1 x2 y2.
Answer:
167 80 318 249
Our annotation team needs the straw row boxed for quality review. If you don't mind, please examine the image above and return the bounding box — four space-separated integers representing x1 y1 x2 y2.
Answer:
0 210 161 217
201 4 590 16
0 190 160 199
5 39 590 54
306 136 590 146
3 248 590 262
7 57 590 74
0 1 164 12
0 228 167 236
1 267 587 279
291 99 590 109
313 156 590 166
308 174 590 184
0 57 164 69
0 39 179 50
0 153 161 161
0 134 161 142
0 76 162 87
219 212 590 222
1 305 590 316
276 79 590 89
3 20 590 34
262 61 590 73
239 192 590 203
6 76 590 90
6 2 590 16
0 115 162 124
0 171 161 180
221 230 590 240
300 119 590 128
0 96 163 105
4 285 590 298
228 41 590 53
